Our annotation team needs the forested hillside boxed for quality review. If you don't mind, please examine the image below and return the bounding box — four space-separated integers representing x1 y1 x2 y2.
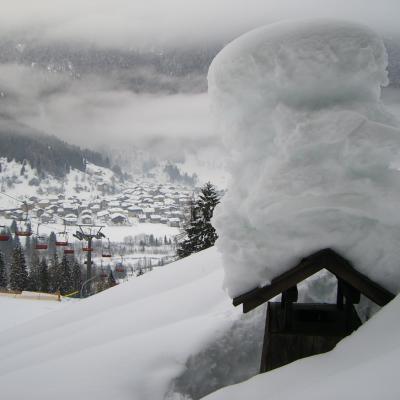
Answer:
0 123 110 178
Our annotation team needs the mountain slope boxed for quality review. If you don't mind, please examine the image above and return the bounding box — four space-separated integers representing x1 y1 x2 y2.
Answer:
0 118 110 178
0 247 241 400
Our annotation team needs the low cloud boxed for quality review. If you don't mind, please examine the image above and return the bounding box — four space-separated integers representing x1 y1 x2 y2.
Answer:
1 1 399 50
0 0 399 169
0 63 214 161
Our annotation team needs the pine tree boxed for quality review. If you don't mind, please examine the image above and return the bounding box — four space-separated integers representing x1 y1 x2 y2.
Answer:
27 249 41 291
177 182 220 258
71 259 82 292
59 255 73 295
49 253 61 292
0 251 7 289
39 258 50 293
48 232 57 257
0 227 14 268
196 182 220 249
107 270 117 287
25 234 33 265
9 244 28 291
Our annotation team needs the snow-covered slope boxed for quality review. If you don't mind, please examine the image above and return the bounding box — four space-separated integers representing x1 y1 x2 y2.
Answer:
0 248 242 400
0 296 67 333
0 157 124 204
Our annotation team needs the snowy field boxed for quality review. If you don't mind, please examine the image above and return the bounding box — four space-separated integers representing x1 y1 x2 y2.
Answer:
0 217 179 243
0 247 398 400
102 223 179 242
0 248 246 400
0 296 68 333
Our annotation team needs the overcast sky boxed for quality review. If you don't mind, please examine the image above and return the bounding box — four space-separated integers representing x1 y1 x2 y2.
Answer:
1 0 400 173
1 0 400 48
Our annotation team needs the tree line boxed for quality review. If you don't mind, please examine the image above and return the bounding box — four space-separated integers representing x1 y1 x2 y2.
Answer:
0 130 110 178
0 223 82 295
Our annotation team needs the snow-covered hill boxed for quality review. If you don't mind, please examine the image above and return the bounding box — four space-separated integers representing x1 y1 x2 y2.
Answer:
0 248 244 400
0 157 124 206
0 246 398 400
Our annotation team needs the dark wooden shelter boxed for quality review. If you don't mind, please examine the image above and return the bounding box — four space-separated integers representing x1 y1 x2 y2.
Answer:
233 248 395 373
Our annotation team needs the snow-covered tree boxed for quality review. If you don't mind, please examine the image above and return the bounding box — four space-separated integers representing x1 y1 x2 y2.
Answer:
39 258 50 293
49 253 61 292
9 244 28 291
0 251 7 289
71 259 82 292
59 255 73 295
27 249 41 291
177 182 220 258
48 232 57 257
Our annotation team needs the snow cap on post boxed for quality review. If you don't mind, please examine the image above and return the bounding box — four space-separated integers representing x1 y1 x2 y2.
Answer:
209 19 388 120
208 19 400 298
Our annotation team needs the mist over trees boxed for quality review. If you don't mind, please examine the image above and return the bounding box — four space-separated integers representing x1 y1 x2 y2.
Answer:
0 129 110 178
164 163 198 186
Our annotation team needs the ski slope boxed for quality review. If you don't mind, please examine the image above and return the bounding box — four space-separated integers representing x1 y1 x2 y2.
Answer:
0 246 399 399
0 296 67 333
0 247 240 400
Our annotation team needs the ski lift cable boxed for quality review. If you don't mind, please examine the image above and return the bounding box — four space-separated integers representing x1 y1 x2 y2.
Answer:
0 190 69 230
0 191 27 204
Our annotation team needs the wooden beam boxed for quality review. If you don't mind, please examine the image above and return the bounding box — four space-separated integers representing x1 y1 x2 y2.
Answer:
324 251 394 307
233 248 395 312
236 249 331 313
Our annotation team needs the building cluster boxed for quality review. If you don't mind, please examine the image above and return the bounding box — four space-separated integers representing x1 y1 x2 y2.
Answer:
0 182 195 228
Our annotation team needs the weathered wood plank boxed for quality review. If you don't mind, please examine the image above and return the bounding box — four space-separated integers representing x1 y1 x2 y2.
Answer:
234 248 395 312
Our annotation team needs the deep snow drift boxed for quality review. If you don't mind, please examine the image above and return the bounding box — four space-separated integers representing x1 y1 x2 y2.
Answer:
0 296 67 333
0 248 265 400
208 19 400 297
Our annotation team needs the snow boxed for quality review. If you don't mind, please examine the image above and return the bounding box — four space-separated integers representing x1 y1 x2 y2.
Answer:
0 247 244 400
102 223 179 242
0 296 67 333
202 294 400 400
208 19 400 297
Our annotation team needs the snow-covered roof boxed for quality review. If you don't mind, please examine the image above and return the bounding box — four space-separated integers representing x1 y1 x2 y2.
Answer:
109 207 124 213
110 213 127 220
65 214 77 220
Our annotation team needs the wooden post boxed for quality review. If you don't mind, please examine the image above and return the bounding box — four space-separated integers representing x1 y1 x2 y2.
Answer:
56 290 61 302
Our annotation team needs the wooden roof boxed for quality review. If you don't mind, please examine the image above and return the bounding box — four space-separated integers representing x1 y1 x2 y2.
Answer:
233 248 395 313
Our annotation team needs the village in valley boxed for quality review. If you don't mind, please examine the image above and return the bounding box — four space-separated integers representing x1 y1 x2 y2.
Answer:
0 158 195 229
0 157 206 289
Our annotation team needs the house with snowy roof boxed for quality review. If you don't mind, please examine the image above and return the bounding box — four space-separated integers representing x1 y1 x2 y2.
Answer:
110 213 127 225
127 206 143 217
167 217 180 228
64 214 78 225
149 214 161 224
